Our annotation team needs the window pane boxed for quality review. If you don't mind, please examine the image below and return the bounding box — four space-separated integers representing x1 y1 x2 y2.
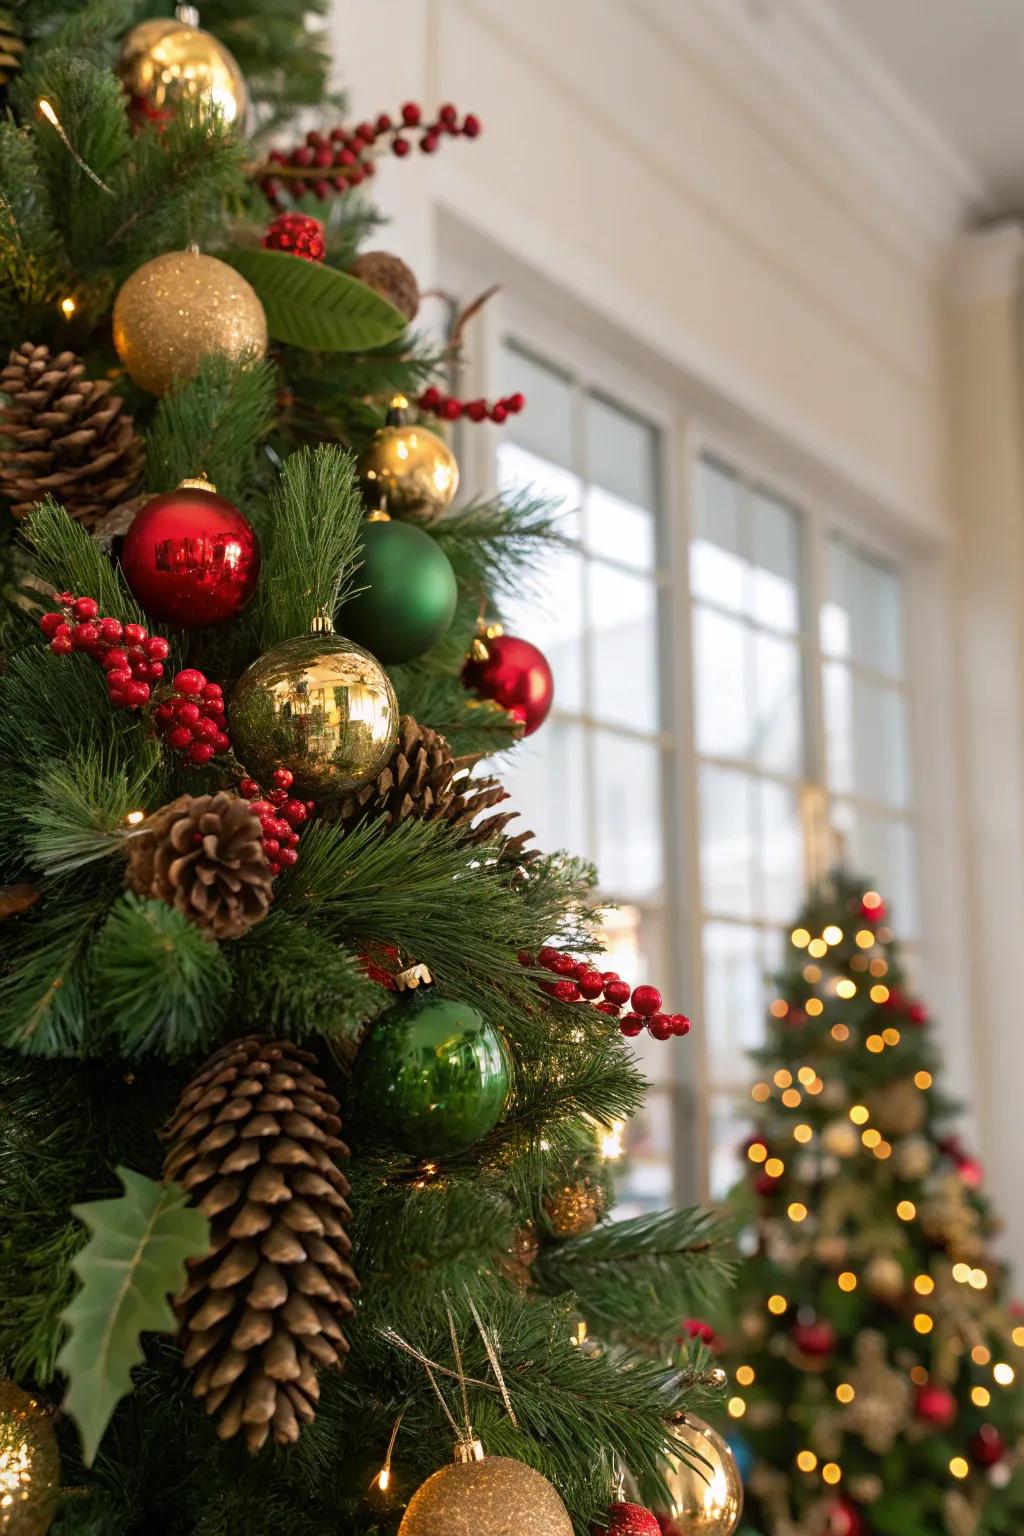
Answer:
500 344 574 471
703 920 766 1081
585 484 655 572
823 663 910 809
586 395 658 512
497 719 591 862
589 563 658 731
594 730 664 900
497 541 585 715
830 802 918 936
599 906 675 1086
753 631 803 775
615 1090 675 1218
692 458 745 612
822 538 904 678
751 492 801 632
497 442 582 544
709 1095 748 1200
757 780 804 921
699 765 755 917
693 607 750 759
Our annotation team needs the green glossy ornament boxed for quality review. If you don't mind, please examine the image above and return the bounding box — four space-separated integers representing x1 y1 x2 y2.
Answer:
354 995 510 1156
341 517 458 664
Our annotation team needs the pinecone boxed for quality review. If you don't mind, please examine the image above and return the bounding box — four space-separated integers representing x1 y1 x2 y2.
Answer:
0 342 145 523
348 251 419 321
164 1036 358 1451
0 9 25 86
125 792 273 941
327 714 534 860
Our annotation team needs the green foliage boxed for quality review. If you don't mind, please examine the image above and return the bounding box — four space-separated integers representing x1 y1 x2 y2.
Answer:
222 248 407 351
22 498 148 627
0 121 67 329
145 356 277 503
0 888 110 1054
58 1167 210 1466
430 491 569 608
201 0 336 124
388 666 522 758
25 747 156 875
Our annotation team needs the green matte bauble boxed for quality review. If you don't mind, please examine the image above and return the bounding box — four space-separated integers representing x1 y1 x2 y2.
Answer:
342 517 458 664
227 628 398 799
0 1380 60 1534
354 995 509 1156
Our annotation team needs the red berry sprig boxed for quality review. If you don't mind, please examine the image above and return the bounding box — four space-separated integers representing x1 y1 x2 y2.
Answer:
238 769 313 876
258 102 481 207
153 670 230 766
40 594 170 709
262 212 326 261
417 386 526 426
522 949 692 1041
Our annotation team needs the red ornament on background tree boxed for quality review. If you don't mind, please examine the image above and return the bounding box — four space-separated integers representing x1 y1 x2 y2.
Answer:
121 475 260 628
592 1503 661 1536
791 1318 836 1358
262 211 326 262
463 626 553 737
825 1497 865 1536
915 1381 957 1429
971 1425 1005 1467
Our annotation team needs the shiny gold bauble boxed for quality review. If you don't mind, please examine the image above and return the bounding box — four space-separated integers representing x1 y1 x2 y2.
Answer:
0 1381 60 1534
117 18 247 128
397 1453 573 1536
821 1120 859 1159
663 1413 743 1535
357 422 459 518
113 249 267 396
868 1077 926 1138
815 1234 850 1268
543 1178 606 1238
864 1253 904 1303
228 629 398 799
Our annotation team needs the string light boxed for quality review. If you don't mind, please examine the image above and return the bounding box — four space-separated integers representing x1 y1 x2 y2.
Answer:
796 1450 818 1472
994 1362 1015 1386
897 1200 916 1221
831 1023 850 1042
791 928 811 948
767 1294 788 1315
915 1071 933 1090
850 1105 870 1125
835 1383 855 1404
727 1396 746 1418
797 1066 816 1086
794 1124 813 1144
870 957 889 977
910 1366 929 1385
882 1027 901 1046
375 1409 406 1496
748 1143 768 1165
850 952 869 971
60 295 76 318
972 1345 991 1366
972 1386 991 1408
806 1076 824 1095
125 810 145 825
736 1365 756 1387
873 1140 892 1160
600 1121 625 1160
765 1158 785 1178
969 1268 988 1291
802 965 821 983
914 1275 934 1295
870 984 890 1004
837 1272 857 1292
836 979 857 999
37 98 115 194
861 1128 882 1149
805 998 824 1016
866 1034 885 1053
1013 1326 1024 1348
862 890 883 911
752 1082 771 1102
770 999 789 1017
949 1457 969 1480
822 1463 842 1486
807 938 828 959
781 1088 802 1108
913 1313 934 1335
774 1069 793 1088
823 925 844 945
788 1203 808 1223
855 929 875 948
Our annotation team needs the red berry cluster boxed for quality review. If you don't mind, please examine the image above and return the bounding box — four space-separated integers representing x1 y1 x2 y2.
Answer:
262 212 326 262
153 669 229 767
239 769 313 876
259 102 481 207
41 595 170 709
523 948 692 1041
677 1318 718 1347
417 386 525 426
882 985 928 1026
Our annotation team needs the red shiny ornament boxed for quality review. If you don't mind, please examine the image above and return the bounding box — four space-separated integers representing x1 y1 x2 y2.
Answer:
604 979 633 1007
592 1503 661 1536
971 1424 1005 1467
463 632 554 736
122 480 260 629
957 1154 984 1189
755 1170 781 1196
262 211 326 261
631 984 662 1017
860 895 887 922
915 1381 957 1428
824 1498 865 1536
792 1318 836 1357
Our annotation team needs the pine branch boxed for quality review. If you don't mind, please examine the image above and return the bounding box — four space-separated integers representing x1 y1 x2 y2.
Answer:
145 355 278 504
0 121 67 319
21 497 149 626
430 490 569 605
0 884 112 1054
25 745 157 875
388 666 521 759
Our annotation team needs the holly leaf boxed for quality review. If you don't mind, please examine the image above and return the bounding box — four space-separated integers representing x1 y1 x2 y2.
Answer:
221 248 408 351
57 1167 210 1465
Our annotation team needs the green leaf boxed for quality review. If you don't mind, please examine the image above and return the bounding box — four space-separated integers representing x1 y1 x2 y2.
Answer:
221 247 407 351
58 1167 210 1465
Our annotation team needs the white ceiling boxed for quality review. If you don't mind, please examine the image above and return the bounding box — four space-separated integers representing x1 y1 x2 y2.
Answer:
827 0 1024 212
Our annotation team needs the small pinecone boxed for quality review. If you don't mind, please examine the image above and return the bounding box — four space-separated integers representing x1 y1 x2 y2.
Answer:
0 342 145 523
329 714 534 860
125 792 273 941
0 8 25 86
164 1036 358 1451
348 251 419 321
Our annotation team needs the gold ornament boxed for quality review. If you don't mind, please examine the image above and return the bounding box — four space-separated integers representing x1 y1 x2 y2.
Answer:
848 1473 883 1505
397 1450 573 1536
868 1077 926 1137
864 1253 904 1303
840 1331 911 1455
943 1489 980 1536
543 1178 606 1238
0 1381 60 1535
357 421 459 519
502 1222 539 1287
821 1120 859 1159
113 249 267 396
228 623 399 799
117 18 247 128
663 1413 743 1535
814 1234 849 1268
894 1135 934 1182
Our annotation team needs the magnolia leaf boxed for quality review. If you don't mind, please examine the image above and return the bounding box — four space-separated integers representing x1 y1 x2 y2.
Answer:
221 247 408 351
58 1166 210 1465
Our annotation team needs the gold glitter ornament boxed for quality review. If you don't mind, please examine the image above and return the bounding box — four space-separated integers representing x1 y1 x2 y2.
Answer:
868 1077 926 1138
864 1252 904 1303
117 18 247 128
357 420 459 519
0 1380 60 1534
397 1450 573 1536
228 623 399 799
839 1331 911 1455
821 1120 859 1159
663 1413 743 1535
894 1135 934 1182
543 1177 606 1238
112 249 267 396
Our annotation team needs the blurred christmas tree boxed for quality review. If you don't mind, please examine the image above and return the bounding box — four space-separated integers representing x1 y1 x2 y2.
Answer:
0 4 738 1534
719 871 1024 1536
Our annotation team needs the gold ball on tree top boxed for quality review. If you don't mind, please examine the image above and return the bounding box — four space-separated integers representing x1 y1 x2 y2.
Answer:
0 1380 60 1535
397 1453 573 1536
112 249 267 396
117 18 247 128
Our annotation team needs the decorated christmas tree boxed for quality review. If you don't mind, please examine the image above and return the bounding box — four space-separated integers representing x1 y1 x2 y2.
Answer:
0 5 739 1534
721 872 1024 1536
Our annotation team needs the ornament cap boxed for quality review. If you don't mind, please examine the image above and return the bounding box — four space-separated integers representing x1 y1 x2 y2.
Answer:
310 609 335 634
366 508 392 522
394 963 434 992
453 1438 485 1464
177 472 217 494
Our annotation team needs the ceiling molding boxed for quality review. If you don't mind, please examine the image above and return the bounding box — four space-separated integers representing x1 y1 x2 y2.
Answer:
632 0 990 250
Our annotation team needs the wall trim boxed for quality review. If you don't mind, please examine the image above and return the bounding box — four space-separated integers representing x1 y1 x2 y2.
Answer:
948 223 1024 306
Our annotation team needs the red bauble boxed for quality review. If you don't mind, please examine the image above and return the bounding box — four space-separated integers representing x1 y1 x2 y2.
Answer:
121 479 260 629
825 1497 865 1536
971 1424 1005 1467
592 1504 661 1536
957 1154 984 1189
915 1381 957 1428
463 632 554 736
792 1318 836 1357
262 211 326 262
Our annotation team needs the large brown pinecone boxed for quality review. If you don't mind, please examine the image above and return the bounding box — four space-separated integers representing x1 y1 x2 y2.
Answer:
0 342 145 522
328 714 534 860
164 1036 358 1452
348 251 419 321
125 792 273 941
